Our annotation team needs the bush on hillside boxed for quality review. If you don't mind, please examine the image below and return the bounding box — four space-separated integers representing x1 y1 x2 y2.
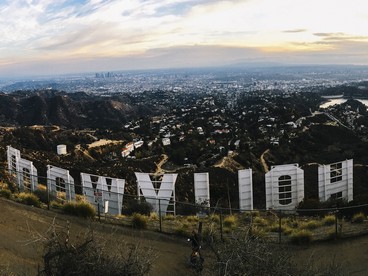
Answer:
123 199 153 216
131 213 148 229
175 202 198 216
38 222 156 275
352 212 366 223
61 201 96 218
323 215 336 226
33 188 56 204
289 229 313 245
0 188 12 199
15 192 41 207
223 215 237 229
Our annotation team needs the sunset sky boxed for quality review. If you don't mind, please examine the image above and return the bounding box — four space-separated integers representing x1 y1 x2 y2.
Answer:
1 0 368 76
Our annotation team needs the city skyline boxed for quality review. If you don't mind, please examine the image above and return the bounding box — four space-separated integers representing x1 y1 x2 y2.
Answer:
1 0 368 76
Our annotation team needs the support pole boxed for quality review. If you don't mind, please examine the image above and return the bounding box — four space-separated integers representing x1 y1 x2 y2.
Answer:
159 198 162 232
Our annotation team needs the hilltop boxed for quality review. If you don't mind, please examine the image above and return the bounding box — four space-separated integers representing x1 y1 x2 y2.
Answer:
0 90 151 129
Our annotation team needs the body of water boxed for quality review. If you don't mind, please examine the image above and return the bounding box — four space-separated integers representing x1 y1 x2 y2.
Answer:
320 98 368 109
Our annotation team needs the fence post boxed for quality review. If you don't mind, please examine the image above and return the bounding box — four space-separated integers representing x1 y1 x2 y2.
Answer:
47 183 50 210
279 211 282 244
220 211 224 241
97 202 101 222
159 198 162 232
249 212 253 237
335 207 338 239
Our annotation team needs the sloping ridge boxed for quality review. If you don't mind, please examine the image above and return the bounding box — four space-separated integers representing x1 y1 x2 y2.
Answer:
0 90 140 128
0 197 190 275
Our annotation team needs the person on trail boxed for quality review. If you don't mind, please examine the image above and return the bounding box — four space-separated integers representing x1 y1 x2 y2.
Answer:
189 230 200 251
188 229 204 270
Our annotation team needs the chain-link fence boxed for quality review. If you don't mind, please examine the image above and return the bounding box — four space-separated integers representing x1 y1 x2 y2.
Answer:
2 167 368 244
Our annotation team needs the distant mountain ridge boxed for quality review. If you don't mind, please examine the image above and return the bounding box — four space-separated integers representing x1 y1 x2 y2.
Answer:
0 90 143 128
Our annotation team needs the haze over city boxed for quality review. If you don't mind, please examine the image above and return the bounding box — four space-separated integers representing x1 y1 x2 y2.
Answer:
1 0 368 77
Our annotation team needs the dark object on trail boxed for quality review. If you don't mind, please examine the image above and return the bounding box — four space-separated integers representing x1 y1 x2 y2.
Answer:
188 230 204 272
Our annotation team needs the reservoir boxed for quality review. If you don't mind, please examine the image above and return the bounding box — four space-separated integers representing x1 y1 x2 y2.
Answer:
320 98 368 109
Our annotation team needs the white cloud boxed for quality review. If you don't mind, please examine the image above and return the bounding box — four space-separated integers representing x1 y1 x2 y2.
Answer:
0 0 368 75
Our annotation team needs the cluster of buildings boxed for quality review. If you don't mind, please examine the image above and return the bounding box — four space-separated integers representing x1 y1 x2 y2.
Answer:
121 140 144 157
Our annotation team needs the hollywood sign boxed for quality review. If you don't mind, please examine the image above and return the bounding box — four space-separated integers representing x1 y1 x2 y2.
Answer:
6 146 353 215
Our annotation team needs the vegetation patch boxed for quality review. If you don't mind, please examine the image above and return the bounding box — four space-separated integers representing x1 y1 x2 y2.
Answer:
174 222 190 237
209 214 220 224
323 215 336 226
149 212 159 221
0 188 12 199
250 226 267 238
186 215 199 223
290 229 313 245
223 215 238 229
253 216 268 227
15 192 41 207
300 220 322 230
38 222 157 275
352 212 366 223
163 214 176 221
33 188 54 204
132 213 148 229
61 201 96 218
123 200 153 216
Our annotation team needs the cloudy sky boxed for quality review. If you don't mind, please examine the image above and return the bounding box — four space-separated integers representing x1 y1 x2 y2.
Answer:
1 0 368 76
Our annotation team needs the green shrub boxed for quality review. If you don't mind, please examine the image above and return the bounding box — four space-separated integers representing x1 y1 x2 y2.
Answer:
123 200 153 216
163 214 176 221
209 214 220 224
186 215 199 223
75 194 86 202
5 180 17 193
223 215 238 229
223 227 233 234
300 220 321 230
250 226 267 238
289 229 313 245
251 211 260 217
174 222 190 236
16 192 41 207
284 218 299 228
253 216 268 227
62 201 96 218
352 212 366 223
0 188 12 199
149 212 159 220
131 213 148 229
33 189 55 204
50 200 62 209
267 223 292 234
323 215 336 226
202 224 219 242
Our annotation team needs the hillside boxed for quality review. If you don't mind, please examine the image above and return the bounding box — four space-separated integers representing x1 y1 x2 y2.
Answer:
0 90 142 129
0 197 190 275
3 197 368 275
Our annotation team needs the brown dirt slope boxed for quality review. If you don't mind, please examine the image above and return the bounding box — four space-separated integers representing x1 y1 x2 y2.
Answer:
0 198 191 275
2 198 368 275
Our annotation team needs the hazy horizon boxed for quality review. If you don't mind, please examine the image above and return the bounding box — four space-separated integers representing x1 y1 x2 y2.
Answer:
1 0 368 77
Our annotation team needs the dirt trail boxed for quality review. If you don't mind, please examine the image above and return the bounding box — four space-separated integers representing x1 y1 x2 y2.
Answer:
154 154 168 175
260 149 270 173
